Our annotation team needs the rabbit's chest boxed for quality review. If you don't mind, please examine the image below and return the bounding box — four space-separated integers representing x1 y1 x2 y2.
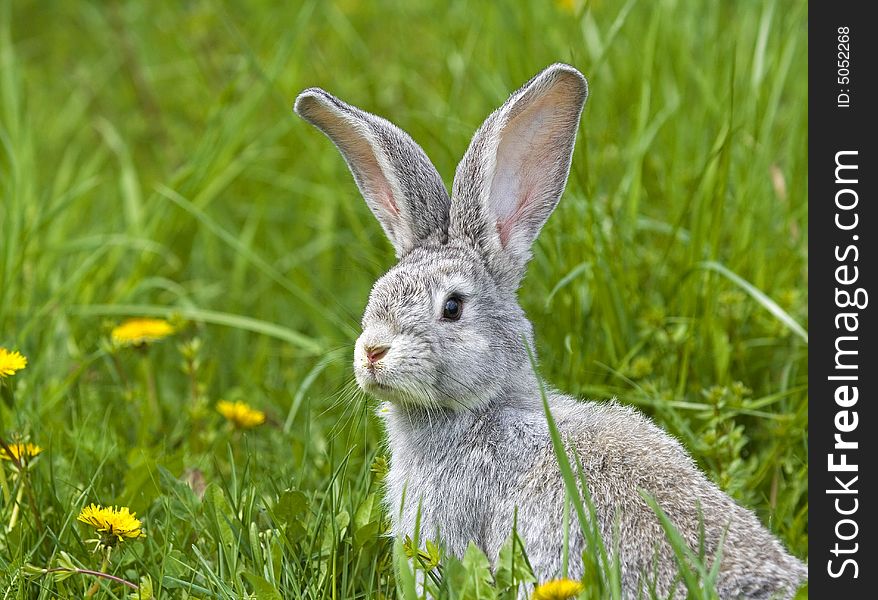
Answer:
386 443 508 556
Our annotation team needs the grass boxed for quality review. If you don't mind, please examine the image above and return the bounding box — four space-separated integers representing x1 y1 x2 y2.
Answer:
1 0 807 597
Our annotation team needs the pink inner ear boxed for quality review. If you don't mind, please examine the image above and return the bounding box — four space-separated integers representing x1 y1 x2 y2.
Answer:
343 129 400 218
496 189 533 247
496 220 511 247
487 70 586 249
489 95 556 250
381 188 400 217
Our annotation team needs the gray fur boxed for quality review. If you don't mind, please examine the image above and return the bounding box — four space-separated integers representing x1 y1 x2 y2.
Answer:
294 64 807 599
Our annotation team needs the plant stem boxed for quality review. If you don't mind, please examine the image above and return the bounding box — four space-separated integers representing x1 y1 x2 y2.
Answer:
0 437 20 504
0 463 10 505
143 357 160 427
186 351 199 408
85 550 111 598
42 567 139 591
110 351 130 392
6 472 24 531
24 471 45 533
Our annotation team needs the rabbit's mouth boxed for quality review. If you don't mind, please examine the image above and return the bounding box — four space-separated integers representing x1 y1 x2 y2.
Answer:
356 367 392 391
357 368 434 405
360 373 403 396
360 374 390 391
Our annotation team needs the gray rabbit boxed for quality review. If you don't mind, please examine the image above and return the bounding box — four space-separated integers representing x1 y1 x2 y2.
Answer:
294 64 806 599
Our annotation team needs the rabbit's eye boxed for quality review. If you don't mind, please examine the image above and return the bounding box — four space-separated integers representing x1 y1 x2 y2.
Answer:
442 296 463 321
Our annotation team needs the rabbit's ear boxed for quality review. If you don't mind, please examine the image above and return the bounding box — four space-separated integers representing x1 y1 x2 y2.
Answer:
450 64 587 284
295 89 450 257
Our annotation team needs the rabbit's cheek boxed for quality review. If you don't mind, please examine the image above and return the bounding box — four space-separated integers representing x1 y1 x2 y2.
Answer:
354 331 439 402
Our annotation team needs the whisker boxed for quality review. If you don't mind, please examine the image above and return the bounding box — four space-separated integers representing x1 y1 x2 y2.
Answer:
322 378 367 440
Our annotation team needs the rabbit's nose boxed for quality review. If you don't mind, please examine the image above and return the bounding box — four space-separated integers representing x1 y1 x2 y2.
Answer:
365 344 390 364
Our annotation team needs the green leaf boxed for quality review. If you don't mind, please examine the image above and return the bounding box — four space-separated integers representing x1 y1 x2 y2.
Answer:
370 454 390 482
320 509 350 556
442 555 466 600
57 551 77 572
157 465 200 516
244 573 284 600
275 488 309 545
495 530 535 599
460 542 497 600
401 535 440 571
394 537 418 600
159 576 213 594
129 575 154 600
354 492 383 548
203 483 237 551
274 489 308 526
546 261 591 308
335 509 350 533
354 492 377 530
425 540 441 570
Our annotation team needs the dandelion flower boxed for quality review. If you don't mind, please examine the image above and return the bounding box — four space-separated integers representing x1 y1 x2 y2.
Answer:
0 442 42 462
0 348 27 378
77 504 144 547
555 0 578 14
532 578 584 600
111 318 175 347
217 400 266 428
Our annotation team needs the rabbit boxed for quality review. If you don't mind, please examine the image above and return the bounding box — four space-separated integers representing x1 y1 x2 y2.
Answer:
294 64 807 599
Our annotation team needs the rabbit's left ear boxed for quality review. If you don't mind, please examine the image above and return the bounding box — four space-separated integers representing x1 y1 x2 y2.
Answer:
295 89 450 257
450 64 587 286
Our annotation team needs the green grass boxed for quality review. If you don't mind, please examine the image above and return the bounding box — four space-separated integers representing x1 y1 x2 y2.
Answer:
1 0 807 597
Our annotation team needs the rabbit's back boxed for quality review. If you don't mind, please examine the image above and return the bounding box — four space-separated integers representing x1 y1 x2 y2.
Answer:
505 395 807 599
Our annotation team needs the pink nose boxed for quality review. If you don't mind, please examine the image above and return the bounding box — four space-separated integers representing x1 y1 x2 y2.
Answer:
365 344 389 364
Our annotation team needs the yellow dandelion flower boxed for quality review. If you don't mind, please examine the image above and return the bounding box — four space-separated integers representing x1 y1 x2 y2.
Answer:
111 318 175 347
0 348 27 378
0 442 42 462
532 578 584 600
556 0 595 14
77 504 144 547
217 400 266 429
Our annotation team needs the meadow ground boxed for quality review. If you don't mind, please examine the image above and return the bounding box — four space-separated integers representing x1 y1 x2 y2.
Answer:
1 0 807 597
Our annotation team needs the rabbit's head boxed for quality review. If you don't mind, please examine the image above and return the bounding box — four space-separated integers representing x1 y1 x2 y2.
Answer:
295 64 587 411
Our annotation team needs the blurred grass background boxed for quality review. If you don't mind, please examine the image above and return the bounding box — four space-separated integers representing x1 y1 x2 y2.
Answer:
1 0 807 597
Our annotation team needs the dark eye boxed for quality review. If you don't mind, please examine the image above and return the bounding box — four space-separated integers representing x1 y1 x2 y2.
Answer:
442 296 463 321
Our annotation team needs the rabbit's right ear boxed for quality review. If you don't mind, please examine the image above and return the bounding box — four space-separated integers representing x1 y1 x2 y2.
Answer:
295 89 450 257
450 64 587 287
